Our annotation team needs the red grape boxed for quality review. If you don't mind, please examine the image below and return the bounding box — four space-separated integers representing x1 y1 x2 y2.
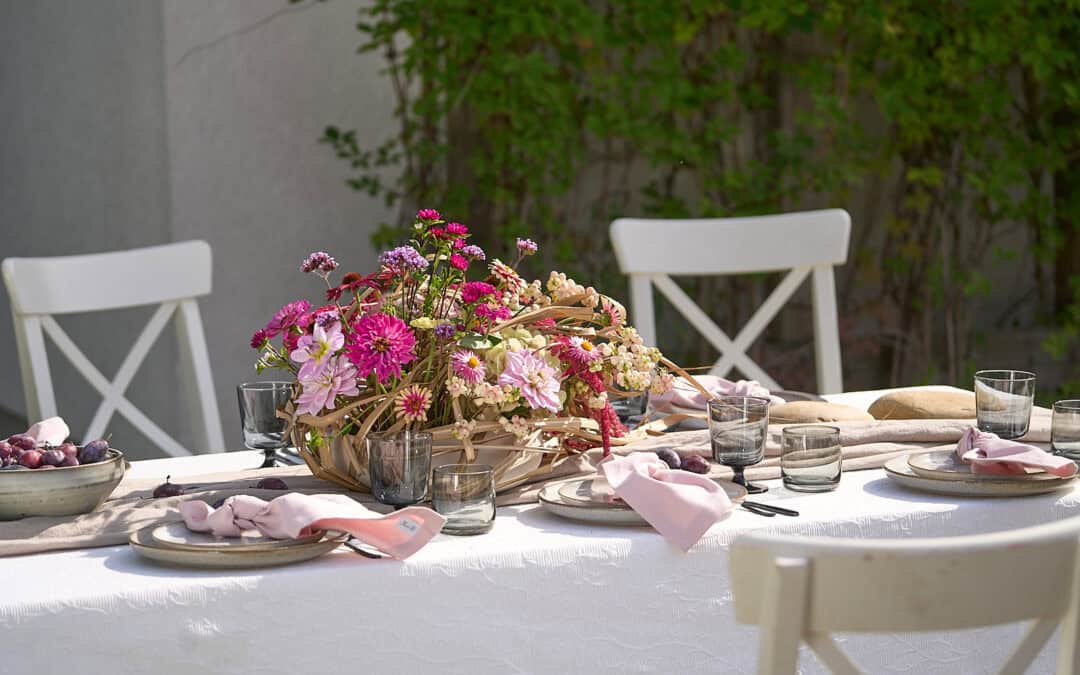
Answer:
18 450 42 469
681 454 710 474
256 477 288 490
7 434 35 450
40 449 65 467
58 442 78 459
60 456 80 467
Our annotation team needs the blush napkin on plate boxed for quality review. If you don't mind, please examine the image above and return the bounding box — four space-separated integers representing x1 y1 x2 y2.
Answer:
600 453 734 551
956 426 1078 477
650 375 786 412
180 493 446 560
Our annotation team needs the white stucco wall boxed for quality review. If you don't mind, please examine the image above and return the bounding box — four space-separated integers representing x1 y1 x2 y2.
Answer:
0 0 395 457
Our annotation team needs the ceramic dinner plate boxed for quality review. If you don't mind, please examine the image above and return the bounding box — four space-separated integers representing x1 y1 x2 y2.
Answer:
907 450 1053 482
150 521 325 552
540 478 746 525
884 455 1075 498
130 526 348 569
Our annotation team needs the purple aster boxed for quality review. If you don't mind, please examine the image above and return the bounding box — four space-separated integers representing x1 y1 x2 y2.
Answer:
300 251 338 275
516 238 538 256
315 310 339 328
379 245 429 272
461 244 486 261
434 323 456 340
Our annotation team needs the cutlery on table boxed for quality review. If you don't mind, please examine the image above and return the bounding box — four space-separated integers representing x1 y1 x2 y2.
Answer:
741 501 799 517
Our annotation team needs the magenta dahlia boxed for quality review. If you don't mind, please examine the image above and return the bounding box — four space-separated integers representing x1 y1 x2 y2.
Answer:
346 313 417 383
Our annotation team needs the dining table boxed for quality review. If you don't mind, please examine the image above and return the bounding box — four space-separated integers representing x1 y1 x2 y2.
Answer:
1 387 1076 674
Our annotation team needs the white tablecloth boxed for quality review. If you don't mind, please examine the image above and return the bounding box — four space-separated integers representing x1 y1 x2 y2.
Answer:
2 388 1074 674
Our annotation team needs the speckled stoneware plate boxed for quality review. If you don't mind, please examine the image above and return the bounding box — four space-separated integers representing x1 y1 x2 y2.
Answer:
885 455 1074 497
907 450 1053 482
150 521 325 552
540 478 746 525
0 449 125 520
130 526 347 569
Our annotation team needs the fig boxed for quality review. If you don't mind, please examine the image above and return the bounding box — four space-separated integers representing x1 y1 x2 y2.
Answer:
18 450 42 469
40 449 65 467
60 455 79 467
681 454 710 474
58 442 78 460
655 448 681 470
152 477 185 498
0 441 12 461
7 434 35 451
78 439 109 464
255 477 288 490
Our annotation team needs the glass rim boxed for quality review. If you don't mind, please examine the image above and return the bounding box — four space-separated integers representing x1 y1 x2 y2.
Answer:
974 370 1037 381
781 424 840 436
238 381 293 390
708 395 771 407
433 463 494 476
1054 400 1080 411
366 429 433 441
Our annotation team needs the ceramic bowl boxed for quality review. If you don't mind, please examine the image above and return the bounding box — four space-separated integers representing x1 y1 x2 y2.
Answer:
0 448 125 520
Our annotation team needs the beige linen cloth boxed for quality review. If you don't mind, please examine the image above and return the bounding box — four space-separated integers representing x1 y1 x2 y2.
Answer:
0 410 1051 557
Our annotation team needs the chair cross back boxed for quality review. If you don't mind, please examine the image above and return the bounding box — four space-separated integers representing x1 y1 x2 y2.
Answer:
609 209 850 394
2 241 224 456
731 517 1080 674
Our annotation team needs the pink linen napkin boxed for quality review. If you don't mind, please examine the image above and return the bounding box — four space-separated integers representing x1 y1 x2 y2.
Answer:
24 416 70 446
956 427 1077 477
600 453 734 551
180 492 446 560
650 375 785 412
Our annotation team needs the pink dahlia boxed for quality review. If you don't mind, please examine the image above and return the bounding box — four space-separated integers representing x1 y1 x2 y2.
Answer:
250 328 269 349
295 356 359 416
394 385 432 424
451 350 486 384
449 253 469 271
476 303 512 322
498 350 561 413
264 300 311 338
290 321 345 380
461 281 496 304
346 313 417 383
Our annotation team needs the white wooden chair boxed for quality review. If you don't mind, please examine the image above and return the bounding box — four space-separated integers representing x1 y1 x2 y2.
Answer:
730 516 1080 674
2 241 225 456
609 209 851 394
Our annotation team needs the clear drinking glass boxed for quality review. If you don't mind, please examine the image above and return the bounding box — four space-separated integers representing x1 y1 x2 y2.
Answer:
611 391 649 426
366 431 433 507
432 464 496 535
237 381 292 468
1052 400 1080 461
781 425 842 492
974 370 1037 440
708 395 770 494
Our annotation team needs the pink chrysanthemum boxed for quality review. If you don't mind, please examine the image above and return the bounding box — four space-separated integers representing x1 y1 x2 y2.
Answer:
445 222 469 236
451 350 486 384
516 238 538 255
498 350 561 413
476 303 512 322
346 313 417 383
565 336 601 364
394 385 432 424
490 259 525 292
449 253 469 271
295 356 359 416
416 208 441 221
264 300 311 338
250 328 269 349
461 281 496 304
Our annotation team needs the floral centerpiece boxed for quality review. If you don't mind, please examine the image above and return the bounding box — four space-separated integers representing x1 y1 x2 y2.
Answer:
251 209 683 492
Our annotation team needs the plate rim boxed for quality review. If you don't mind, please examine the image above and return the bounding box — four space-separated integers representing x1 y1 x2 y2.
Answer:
906 449 1054 482
149 521 325 552
129 526 348 568
884 455 1074 497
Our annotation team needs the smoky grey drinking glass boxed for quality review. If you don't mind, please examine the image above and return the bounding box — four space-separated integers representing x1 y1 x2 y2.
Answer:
366 431 432 507
432 464 496 535
781 425 842 492
708 395 770 494
974 370 1036 440
1052 400 1080 461
611 391 649 426
237 382 292 468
